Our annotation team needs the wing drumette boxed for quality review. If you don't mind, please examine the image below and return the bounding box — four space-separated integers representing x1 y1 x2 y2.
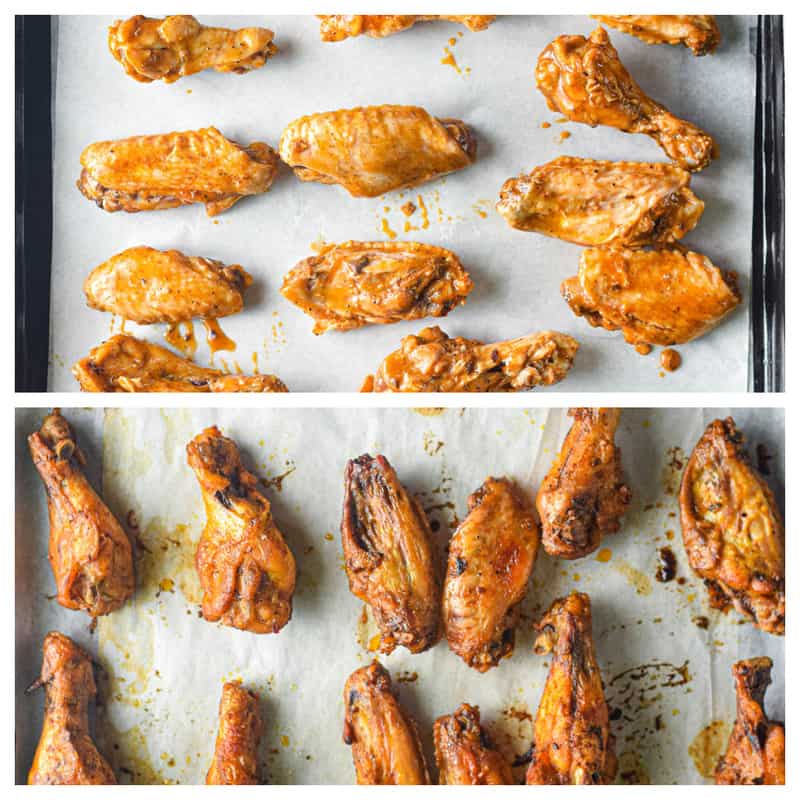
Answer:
318 15 495 40
591 15 720 56
206 682 263 785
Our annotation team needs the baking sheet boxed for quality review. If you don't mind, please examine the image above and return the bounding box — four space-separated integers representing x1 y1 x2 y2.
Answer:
14 407 784 785
46 14 756 393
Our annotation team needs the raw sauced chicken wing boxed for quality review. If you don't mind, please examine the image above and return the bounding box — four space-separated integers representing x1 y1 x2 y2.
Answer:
536 28 717 171
318 15 495 40
279 105 476 198
206 682 263 785
590 15 720 56
680 418 784 635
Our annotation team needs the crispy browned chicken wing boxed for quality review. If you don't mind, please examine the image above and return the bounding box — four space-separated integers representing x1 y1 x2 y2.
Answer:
343 662 431 785
84 246 252 325
526 593 616 785
562 248 741 347
715 658 785 785
108 15 277 83
361 326 578 393
537 409 630 560
680 418 784 635
73 334 288 393
317 15 495 40
78 127 279 216
279 105 476 198
536 28 717 171
443 477 539 671
281 241 473 334
187 426 296 634
591 15 720 56
496 156 704 246
206 682 262 785
27 632 116 785
28 411 134 617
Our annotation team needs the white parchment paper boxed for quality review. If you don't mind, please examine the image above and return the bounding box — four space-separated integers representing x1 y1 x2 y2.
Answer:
15 407 784 784
47 15 755 392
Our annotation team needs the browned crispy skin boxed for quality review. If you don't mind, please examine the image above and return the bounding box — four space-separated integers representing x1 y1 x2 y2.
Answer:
536 28 717 171
73 334 288 393
317 15 495 40
281 241 473 334
434 704 514 785
187 427 296 634
562 248 741 347
343 662 431 785
78 127 279 216
526 593 616 785
496 157 704 246
591 15 720 56
84 246 252 324
715 658 785 785
341 454 441 654
27 411 134 617
362 326 578 393
279 106 476 198
109 15 277 83
537 409 630 560
680 418 784 635
443 478 539 671
27 632 116 785
206 682 262 785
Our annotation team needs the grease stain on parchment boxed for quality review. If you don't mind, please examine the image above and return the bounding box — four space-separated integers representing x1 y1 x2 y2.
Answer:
689 719 731 779
618 749 651 784
613 559 653 596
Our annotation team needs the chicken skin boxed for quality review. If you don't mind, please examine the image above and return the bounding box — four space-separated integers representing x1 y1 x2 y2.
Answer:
715 658 785 785
317 15 495 40
84 246 252 325
443 477 539 671
343 662 431 785
206 682 263 785
279 105 476 198
187 426 296 634
108 15 277 83
591 15 720 56
562 248 741 347
680 418 784 635
361 326 578 393
73 334 288 393
526 593 616 785
537 409 630 560
27 632 116 785
28 411 134 617
281 241 473 334
78 127 279 216
496 157 704 247
342 454 441 654
536 28 717 171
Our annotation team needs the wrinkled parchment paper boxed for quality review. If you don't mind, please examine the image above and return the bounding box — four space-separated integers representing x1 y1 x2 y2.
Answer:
47 15 755 392
15 407 784 784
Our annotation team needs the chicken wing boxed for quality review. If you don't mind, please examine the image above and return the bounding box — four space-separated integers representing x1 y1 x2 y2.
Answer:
680 418 784 635
187 426 296 634
715 658 785 785
73 334 288 393
443 477 539 671
206 682 262 785
28 411 134 617
536 28 717 171
361 326 578 393
317 15 495 40
434 703 513 785
496 156 704 246
526 592 616 785
562 248 741 347
84 246 252 325
108 15 276 83
279 105 476 198
281 241 473 334
343 662 431 785
78 127 279 216
27 632 116 785
591 15 720 56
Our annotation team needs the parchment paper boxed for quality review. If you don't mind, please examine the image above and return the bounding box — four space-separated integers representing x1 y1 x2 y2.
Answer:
15 407 784 784
47 15 756 392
